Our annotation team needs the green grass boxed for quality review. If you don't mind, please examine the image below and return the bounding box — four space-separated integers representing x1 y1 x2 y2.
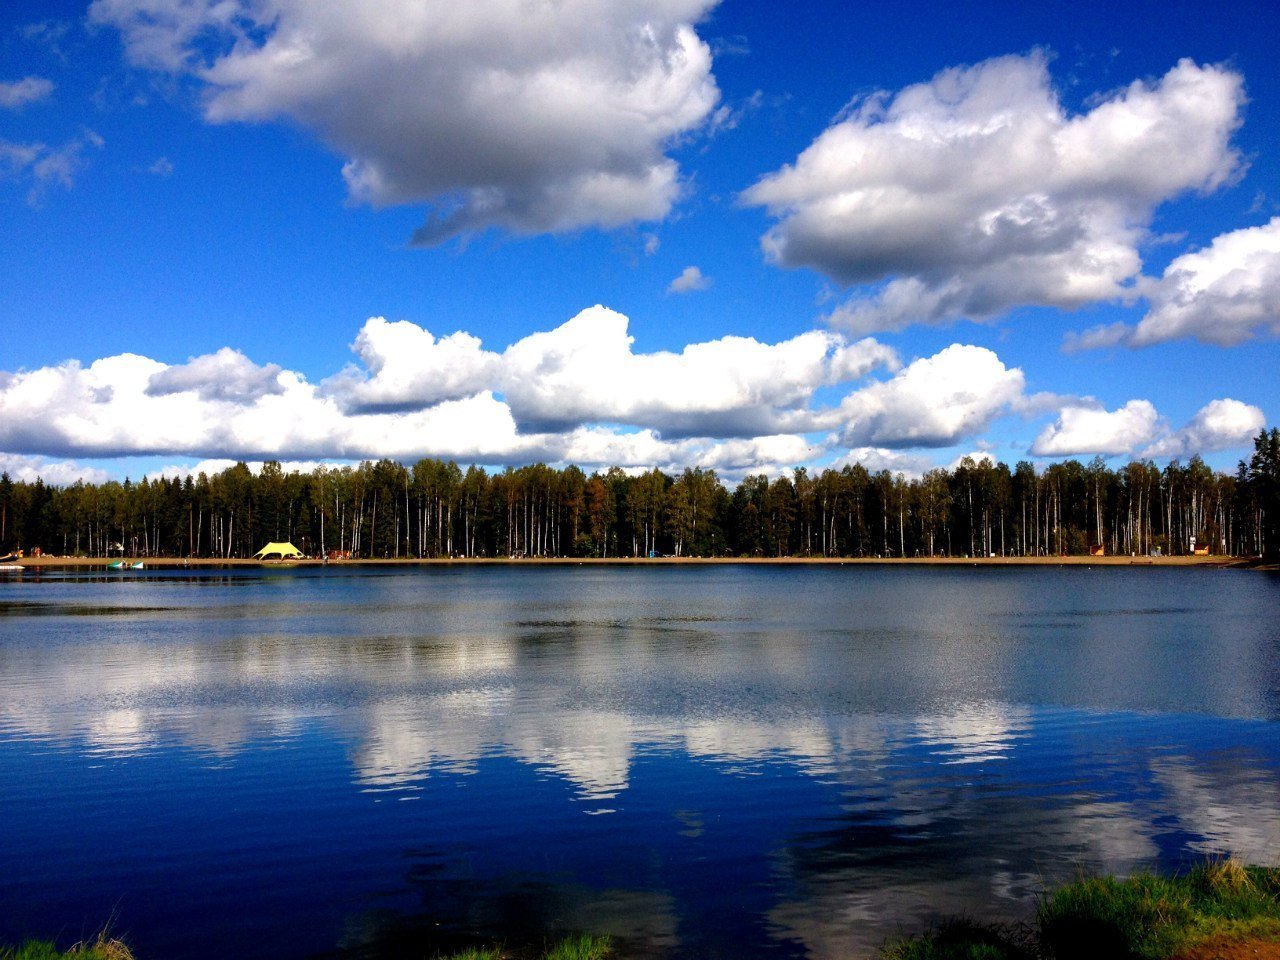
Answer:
880 860 1280 960
541 934 612 960
880 918 1036 960
1037 860 1280 959
0 932 609 960
0 937 133 960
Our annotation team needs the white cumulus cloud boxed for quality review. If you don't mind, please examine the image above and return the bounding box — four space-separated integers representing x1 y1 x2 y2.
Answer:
1032 400 1160 457
1133 217 1280 346
0 350 544 463
3 306 1259 476
91 0 722 242
835 345 1025 448
146 347 285 403
0 306 897 471
1032 397 1266 458
1143 399 1266 458
318 306 900 438
324 318 500 413
498 305 899 437
744 53 1244 333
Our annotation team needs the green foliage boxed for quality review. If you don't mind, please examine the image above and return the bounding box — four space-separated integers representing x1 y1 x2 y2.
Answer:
1037 862 1280 959
540 934 612 960
1037 873 1196 959
437 948 504 960
0 944 62 960
0 936 607 960
0 939 132 960
880 860 1280 960
1246 427 1280 560
0 432 1275 559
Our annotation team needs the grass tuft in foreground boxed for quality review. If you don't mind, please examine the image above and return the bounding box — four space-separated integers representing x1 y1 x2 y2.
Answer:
879 918 1036 960
436 949 503 960
0 936 134 960
1037 861 1280 959
880 861 1280 960
1 934 609 960
540 934 612 960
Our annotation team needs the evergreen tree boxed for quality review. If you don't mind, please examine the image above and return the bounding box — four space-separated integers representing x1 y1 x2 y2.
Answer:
1247 428 1280 561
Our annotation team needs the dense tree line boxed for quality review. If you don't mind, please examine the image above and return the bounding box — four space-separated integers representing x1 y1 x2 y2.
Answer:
1 429 1277 560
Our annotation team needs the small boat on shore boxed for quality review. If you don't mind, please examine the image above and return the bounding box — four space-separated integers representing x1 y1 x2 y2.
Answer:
107 561 125 570
131 561 145 569
0 552 20 564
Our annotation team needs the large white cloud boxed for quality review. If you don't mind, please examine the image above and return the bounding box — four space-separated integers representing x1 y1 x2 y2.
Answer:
0 351 544 462
499 305 899 436
324 319 500 413
321 306 900 437
834 345 1025 448
1031 400 1161 457
0 306 888 469
91 0 722 241
1132 217 1280 346
1032 397 1265 457
146 347 285 403
1143 399 1266 458
743 53 1245 332
1 307 1263 474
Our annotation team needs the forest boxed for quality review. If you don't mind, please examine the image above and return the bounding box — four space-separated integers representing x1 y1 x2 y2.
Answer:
2 429 1277 562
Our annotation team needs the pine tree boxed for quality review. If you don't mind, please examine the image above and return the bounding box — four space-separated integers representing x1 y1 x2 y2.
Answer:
0 471 11 550
1247 428 1280 561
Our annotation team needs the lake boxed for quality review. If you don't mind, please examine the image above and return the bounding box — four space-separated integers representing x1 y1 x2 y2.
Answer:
1 565 1278 959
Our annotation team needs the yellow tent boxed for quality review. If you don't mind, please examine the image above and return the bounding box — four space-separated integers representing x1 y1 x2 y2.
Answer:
253 542 305 561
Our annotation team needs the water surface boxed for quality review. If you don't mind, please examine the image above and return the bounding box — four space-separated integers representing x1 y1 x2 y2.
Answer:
1 565 1278 959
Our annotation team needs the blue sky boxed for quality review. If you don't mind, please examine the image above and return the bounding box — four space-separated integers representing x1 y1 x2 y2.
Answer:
1 0 1277 484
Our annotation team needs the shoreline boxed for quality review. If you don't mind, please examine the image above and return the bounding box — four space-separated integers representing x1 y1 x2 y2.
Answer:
9 862 1280 960
5 554 1266 569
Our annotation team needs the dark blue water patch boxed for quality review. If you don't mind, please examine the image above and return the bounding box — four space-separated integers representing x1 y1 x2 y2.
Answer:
0 733 812 959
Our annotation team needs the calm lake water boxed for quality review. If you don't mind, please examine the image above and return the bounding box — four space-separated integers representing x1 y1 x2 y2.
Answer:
1 565 1278 959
